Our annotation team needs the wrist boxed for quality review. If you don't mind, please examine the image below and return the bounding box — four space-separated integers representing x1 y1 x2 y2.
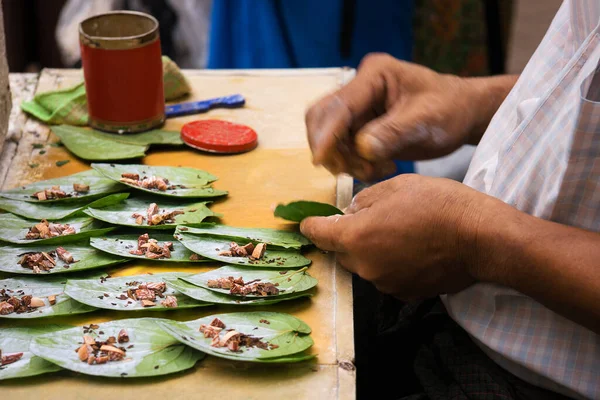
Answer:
462 75 519 145
456 192 521 285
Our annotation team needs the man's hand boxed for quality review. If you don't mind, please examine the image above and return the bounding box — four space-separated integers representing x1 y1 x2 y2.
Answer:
300 174 489 299
305 53 517 181
301 174 600 333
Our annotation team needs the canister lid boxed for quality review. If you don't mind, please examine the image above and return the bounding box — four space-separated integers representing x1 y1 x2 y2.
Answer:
181 120 258 153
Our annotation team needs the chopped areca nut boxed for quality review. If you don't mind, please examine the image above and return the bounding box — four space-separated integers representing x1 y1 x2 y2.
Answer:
83 335 96 345
0 301 14 315
56 247 74 263
73 183 90 193
25 220 76 240
252 243 267 259
146 203 159 222
189 253 201 261
77 345 90 361
1 352 24 366
118 329 129 343
29 297 45 308
141 299 156 307
160 295 178 308
210 318 226 328
121 172 139 180
129 233 174 259
131 213 145 225
48 295 57 305
206 276 279 297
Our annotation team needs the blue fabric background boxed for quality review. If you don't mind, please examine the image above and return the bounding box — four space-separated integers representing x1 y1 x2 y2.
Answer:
207 0 415 176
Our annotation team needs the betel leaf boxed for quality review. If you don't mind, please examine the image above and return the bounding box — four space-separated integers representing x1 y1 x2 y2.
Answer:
92 163 228 198
158 312 314 363
65 272 211 311
176 232 311 268
54 125 183 146
176 224 311 249
90 234 209 263
0 325 69 380
0 214 115 245
274 201 343 222
0 276 96 319
0 169 126 203
0 193 129 220
184 266 317 298
51 125 148 160
0 242 127 275
31 318 204 378
165 278 313 306
104 129 184 146
83 196 220 230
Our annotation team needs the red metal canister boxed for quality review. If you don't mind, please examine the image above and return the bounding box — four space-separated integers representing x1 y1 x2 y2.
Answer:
79 11 165 133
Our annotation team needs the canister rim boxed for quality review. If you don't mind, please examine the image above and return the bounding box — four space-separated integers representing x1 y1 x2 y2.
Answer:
79 11 159 49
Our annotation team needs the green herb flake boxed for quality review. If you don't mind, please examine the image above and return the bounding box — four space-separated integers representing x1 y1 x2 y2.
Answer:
55 160 70 167
32 143 44 149
28 163 39 169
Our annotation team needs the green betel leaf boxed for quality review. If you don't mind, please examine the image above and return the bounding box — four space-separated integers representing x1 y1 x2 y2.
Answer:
0 170 126 203
0 242 128 275
92 163 228 198
176 224 311 249
0 214 115 245
184 266 317 298
165 278 314 306
0 325 69 380
31 318 204 378
65 272 212 311
274 201 343 222
0 193 129 220
54 125 183 147
90 234 209 263
176 232 311 268
0 276 96 319
103 129 184 146
51 125 148 160
158 312 313 363
83 196 220 230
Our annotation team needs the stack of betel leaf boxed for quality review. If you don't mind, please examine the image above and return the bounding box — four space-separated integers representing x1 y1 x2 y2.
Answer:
0 163 317 380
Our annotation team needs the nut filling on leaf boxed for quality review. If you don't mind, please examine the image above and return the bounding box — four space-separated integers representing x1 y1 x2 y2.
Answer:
75 328 131 365
25 220 77 240
129 233 174 259
207 276 281 297
31 183 89 201
199 318 279 353
0 289 54 315
119 173 185 192
18 247 78 273
108 280 178 308
130 202 185 226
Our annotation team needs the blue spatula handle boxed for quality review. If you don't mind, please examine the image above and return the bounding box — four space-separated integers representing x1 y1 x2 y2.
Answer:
165 94 245 118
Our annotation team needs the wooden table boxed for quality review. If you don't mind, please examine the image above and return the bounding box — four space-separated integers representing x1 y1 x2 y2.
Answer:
1 69 356 400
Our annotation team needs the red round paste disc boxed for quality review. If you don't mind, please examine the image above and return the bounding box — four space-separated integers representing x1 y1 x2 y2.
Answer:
181 120 258 154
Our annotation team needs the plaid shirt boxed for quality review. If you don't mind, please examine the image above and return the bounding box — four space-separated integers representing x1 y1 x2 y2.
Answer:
443 1 600 399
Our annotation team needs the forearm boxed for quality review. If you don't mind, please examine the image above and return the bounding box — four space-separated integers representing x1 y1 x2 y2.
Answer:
463 74 519 145
471 197 600 333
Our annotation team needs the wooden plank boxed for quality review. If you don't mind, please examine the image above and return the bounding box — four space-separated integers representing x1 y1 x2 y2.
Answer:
2 68 355 400
0 73 38 188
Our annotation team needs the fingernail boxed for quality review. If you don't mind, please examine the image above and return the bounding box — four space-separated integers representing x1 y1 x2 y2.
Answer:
357 134 386 161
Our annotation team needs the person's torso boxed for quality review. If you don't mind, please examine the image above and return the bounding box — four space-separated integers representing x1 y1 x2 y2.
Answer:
445 1 600 399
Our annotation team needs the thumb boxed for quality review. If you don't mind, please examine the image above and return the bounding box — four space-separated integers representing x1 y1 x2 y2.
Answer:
300 214 350 252
354 105 435 162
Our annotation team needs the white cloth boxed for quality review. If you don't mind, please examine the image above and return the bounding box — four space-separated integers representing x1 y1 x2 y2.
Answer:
444 1 600 399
